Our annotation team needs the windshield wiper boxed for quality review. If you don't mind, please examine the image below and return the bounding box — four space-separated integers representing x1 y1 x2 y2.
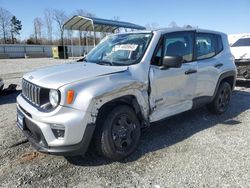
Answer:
95 61 114 66
77 57 87 62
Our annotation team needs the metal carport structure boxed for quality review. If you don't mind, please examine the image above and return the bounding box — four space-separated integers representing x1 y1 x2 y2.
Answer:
62 16 146 58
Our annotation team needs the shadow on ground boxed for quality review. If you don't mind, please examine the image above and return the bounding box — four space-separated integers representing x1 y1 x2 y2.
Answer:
66 89 250 166
0 90 21 105
236 79 250 88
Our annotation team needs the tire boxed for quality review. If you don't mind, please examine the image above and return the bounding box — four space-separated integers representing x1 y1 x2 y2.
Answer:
207 82 232 114
94 105 141 161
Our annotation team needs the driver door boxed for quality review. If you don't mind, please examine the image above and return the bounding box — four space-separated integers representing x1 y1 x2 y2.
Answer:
149 31 197 122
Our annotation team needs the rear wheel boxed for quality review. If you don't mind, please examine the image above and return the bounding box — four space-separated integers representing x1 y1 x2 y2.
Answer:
94 105 141 161
207 82 232 114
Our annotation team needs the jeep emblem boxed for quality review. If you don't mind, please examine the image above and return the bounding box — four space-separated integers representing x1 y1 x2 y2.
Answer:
28 75 34 80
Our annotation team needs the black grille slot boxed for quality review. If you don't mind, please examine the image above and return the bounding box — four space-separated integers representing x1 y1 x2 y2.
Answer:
22 79 41 107
24 118 48 147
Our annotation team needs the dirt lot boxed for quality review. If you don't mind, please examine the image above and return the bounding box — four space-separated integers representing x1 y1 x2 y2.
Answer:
0 58 250 187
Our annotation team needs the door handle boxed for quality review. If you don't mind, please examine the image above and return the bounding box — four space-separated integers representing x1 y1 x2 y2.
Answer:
214 63 223 68
185 69 197 75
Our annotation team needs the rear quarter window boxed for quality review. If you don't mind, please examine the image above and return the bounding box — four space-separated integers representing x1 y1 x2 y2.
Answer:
196 33 216 60
196 33 223 61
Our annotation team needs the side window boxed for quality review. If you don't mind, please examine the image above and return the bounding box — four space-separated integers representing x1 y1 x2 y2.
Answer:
151 32 194 66
196 33 216 60
164 32 194 62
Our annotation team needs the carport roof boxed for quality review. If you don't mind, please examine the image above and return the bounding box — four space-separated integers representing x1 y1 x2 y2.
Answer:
63 15 146 33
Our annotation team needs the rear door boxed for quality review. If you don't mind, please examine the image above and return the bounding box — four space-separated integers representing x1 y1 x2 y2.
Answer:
149 31 198 122
195 33 223 97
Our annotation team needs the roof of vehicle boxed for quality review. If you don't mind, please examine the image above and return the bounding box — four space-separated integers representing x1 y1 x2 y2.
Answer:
114 27 226 36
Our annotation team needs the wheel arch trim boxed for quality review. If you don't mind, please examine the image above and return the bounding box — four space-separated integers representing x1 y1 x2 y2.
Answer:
212 70 236 99
89 90 150 126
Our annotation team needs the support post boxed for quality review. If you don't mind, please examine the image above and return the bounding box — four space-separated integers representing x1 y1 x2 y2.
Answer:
71 32 74 59
92 24 96 47
79 31 82 56
86 32 89 54
63 30 66 59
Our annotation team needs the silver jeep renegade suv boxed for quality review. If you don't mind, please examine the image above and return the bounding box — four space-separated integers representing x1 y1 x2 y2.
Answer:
17 28 236 160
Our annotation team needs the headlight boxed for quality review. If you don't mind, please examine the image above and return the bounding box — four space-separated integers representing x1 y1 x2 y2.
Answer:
49 89 60 108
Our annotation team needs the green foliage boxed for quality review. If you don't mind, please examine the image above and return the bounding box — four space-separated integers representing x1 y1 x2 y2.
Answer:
10 16 22 43
11 16 22 35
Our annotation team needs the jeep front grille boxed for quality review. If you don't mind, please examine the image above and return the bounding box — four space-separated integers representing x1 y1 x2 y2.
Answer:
22 79 41 106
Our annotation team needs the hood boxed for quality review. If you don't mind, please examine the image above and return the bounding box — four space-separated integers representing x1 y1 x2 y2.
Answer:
231 46 250 60
23 62 128 89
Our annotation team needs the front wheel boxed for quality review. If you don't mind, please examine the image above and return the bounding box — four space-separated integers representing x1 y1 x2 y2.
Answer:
94 105 141 161
207 82 232 114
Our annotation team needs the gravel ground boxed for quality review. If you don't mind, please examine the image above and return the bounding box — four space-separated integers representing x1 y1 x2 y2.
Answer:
0 58 250 187
0 58 74 89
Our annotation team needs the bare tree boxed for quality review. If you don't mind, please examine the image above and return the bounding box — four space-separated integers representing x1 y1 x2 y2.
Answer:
168 21 178 28
145 22 159 30
74 9 95 45
33 17 43 44
112 16 120 33
53 9 68 45
75 9 95 18
0 7 12 44
44 9 53 44
184 25 193 29
113 16 119 21
183 24 198 29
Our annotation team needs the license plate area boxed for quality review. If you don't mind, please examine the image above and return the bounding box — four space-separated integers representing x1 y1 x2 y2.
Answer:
17 109 26 130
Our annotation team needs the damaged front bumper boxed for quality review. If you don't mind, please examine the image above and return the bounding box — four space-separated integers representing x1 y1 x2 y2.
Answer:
16 94 96 156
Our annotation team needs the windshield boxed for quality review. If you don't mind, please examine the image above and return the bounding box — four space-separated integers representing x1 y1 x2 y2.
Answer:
85 33 153 66
232 38 250 47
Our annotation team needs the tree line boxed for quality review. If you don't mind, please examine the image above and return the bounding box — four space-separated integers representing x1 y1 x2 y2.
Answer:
0 6 196 46
0 7 22 44
0 7 96 45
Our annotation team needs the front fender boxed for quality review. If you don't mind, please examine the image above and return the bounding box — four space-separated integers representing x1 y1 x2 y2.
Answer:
89 85 149 123
59 71 149 124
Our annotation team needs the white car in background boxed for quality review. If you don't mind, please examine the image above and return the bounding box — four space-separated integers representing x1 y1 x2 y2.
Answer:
0 78 4 92
231 36 250 79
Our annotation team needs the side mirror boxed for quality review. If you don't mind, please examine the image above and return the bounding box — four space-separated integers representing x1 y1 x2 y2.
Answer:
162 56 183 69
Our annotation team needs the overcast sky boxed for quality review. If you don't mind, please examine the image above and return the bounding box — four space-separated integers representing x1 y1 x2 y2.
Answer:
0 0 249 39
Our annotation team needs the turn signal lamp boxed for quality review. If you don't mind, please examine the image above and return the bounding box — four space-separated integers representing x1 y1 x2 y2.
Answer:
67 90 75 104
